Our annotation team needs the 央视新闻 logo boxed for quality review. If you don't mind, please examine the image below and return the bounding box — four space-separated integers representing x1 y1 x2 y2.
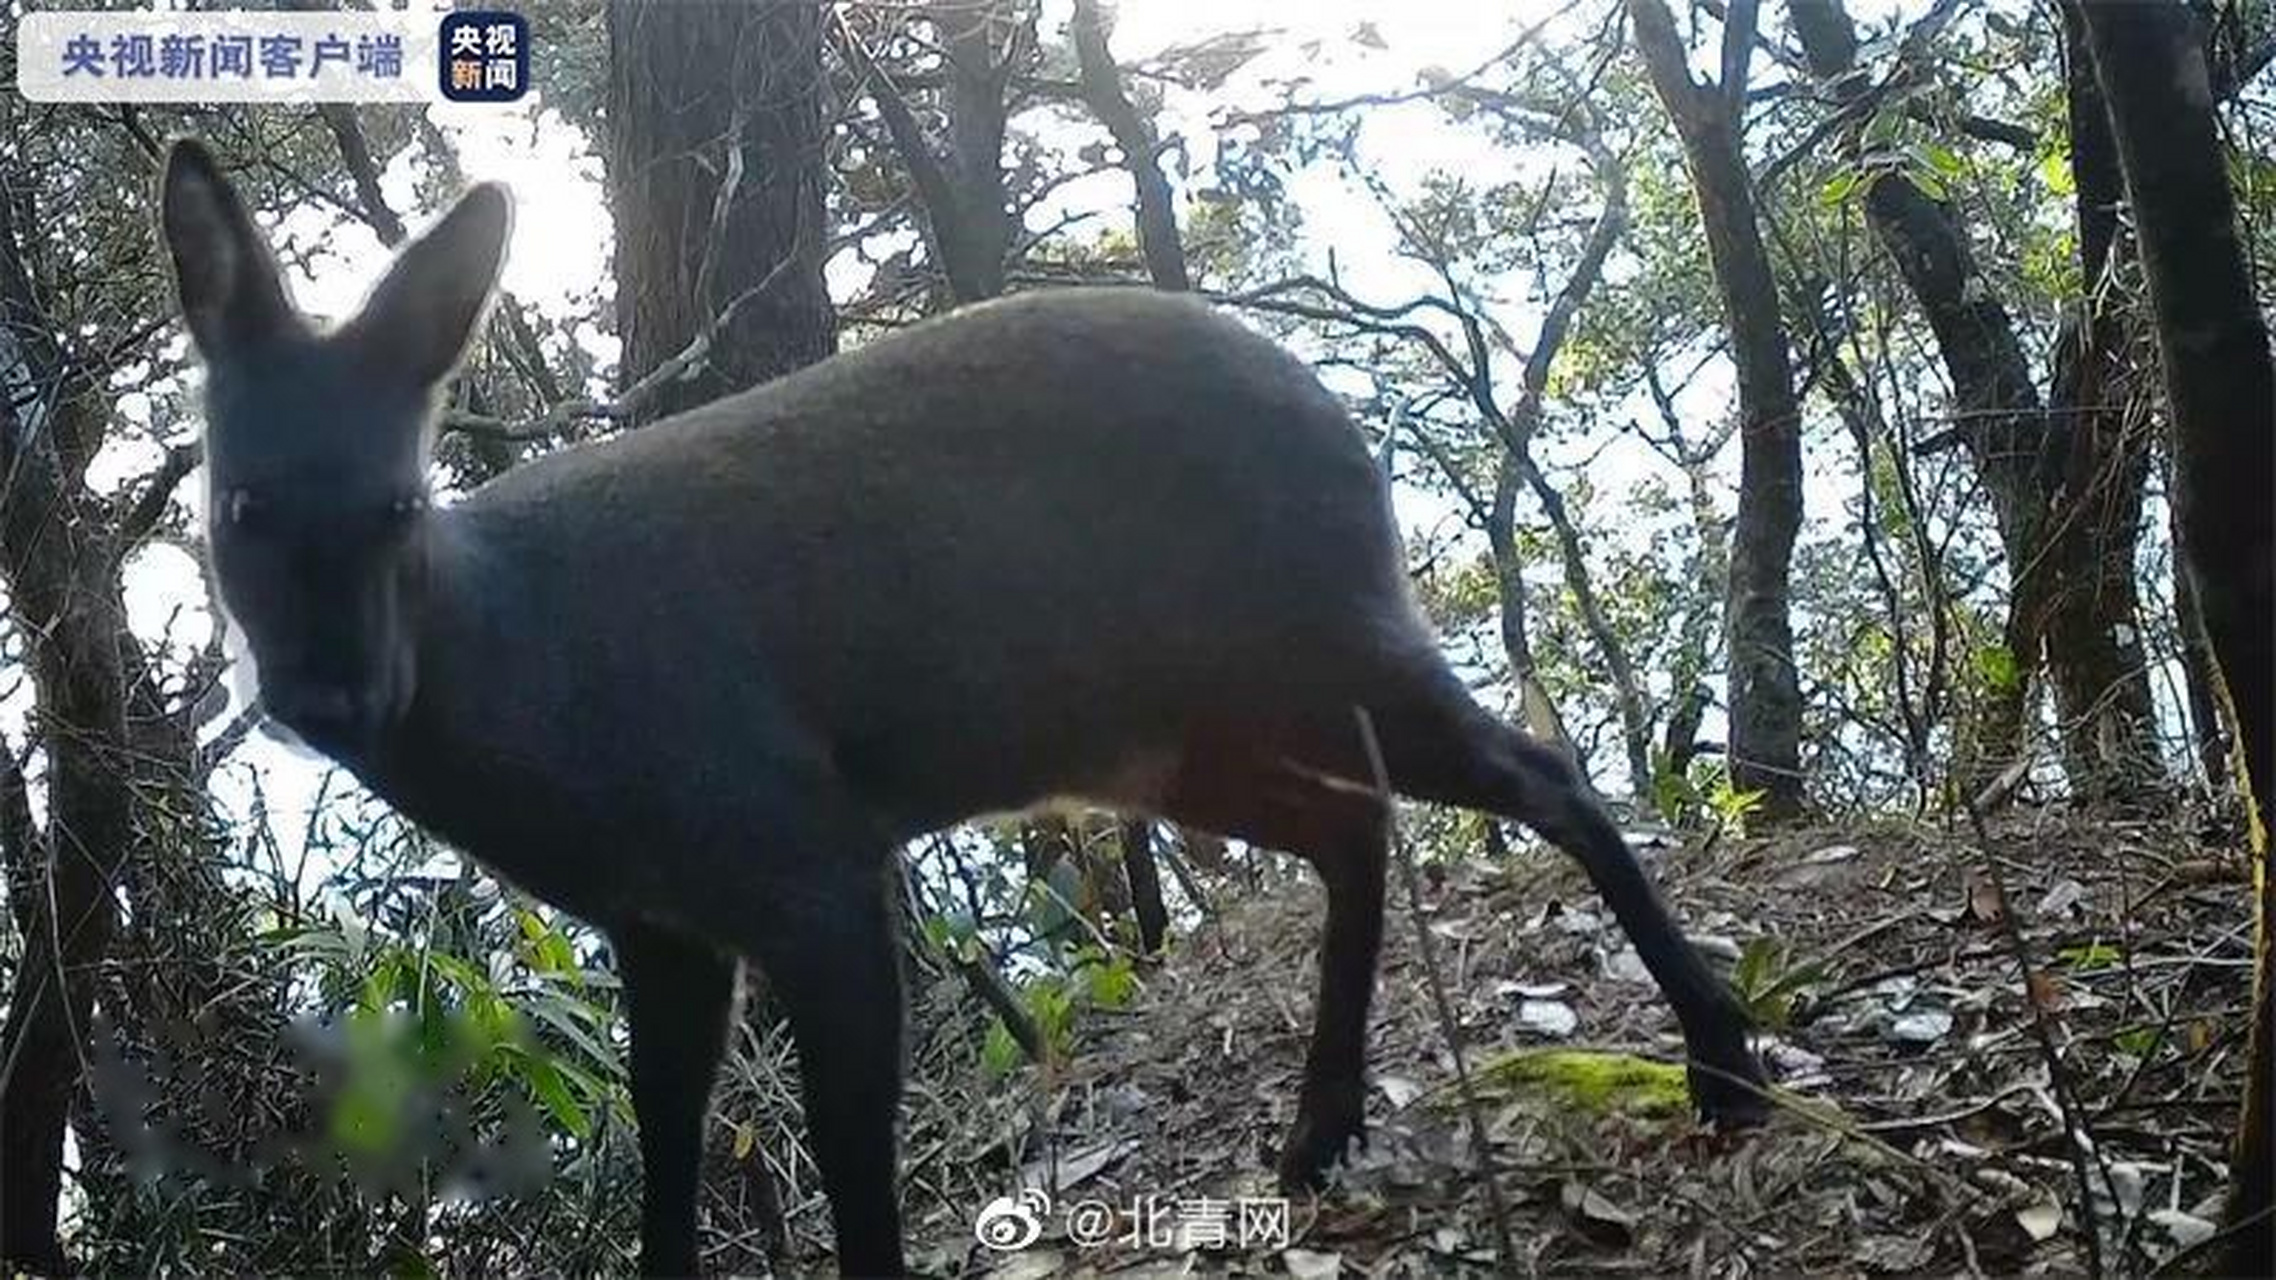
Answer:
439 11 526 103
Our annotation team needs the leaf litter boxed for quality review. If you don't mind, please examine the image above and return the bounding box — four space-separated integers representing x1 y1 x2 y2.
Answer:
895 808 2252 1276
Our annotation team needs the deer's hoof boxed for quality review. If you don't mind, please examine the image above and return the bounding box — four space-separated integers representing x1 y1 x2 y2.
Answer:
1688 1052 1771 1130
1276 1088 1366 1191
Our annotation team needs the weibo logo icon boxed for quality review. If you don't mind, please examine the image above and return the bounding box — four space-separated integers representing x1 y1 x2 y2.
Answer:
972 1188 1050 1252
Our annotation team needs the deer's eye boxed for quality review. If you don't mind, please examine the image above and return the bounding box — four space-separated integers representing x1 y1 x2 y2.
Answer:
387 493 428 526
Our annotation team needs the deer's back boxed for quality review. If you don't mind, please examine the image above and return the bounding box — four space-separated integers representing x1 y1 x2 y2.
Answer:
442 288 1429 828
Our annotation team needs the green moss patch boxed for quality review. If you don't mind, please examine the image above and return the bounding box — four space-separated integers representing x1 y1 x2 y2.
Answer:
1471 1048 1692 1119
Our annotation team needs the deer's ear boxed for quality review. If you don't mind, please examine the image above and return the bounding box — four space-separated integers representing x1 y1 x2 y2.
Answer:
160 139 298 359
343 183 511 389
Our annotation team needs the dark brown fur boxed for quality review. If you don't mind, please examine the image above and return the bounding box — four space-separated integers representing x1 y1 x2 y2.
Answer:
160 139 1766 1278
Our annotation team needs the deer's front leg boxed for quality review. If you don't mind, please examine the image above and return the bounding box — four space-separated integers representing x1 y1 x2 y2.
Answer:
1153 717 1391 1192
617 922 738 1277
1281 823 1388 1190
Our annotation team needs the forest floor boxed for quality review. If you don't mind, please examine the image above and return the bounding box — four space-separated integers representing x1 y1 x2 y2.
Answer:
898 808 2257 1277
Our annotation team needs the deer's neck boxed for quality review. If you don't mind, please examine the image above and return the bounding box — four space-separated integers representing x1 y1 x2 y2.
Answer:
350 514 508 823
340 512 633 919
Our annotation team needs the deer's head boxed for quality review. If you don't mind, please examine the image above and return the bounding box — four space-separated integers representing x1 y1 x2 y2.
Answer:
159 140 510 757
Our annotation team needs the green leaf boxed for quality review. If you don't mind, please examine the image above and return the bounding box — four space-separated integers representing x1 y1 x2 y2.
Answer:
516 910 582 980
2058 942 2121 971
2037 147 2076 197
416 997 456 1071
1916 139 1965 178
1733 937 1778 992
1083 957 1139 1009
425 951 490 998
980 1019 1025 1077
1028 982 1076 1046
1649 748 1699 825
258 923 329 949
547 1056 610 1103
1973 644 2022 693
465 989 525 1060
2114 1026 2160 1056
1863 105 1905 148
1708 781 1768 826
360 954 408 1013
520 991 622 1073
511 1048 592 1140
1728 938 1821 1030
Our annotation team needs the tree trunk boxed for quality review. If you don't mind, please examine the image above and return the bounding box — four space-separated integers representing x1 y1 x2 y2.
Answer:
602 5 838 1267
2171 481 2232 791
1629 0 1807 821
1410 97 1645 798
2077 4 2275 1270
0 179 139 1274
934 1 1018 301
1647 370 1737 816
873 0 1185 942
2039 7 2162 803
1791 0 2038 793
1117 818 1169 954
1514 452 1653 795
0 417 134 1277
1790 0 2165 805
1661 465 1725 804
1066 0 1185 926
606 0 836 422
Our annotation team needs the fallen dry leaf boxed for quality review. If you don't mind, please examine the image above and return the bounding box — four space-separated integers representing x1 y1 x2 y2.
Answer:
2015 1192 2064 1242
1967 872 2008 925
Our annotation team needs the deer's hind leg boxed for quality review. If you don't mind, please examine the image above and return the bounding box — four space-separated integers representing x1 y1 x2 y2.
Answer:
1158 715 1390 1191
1372 672 1769 1126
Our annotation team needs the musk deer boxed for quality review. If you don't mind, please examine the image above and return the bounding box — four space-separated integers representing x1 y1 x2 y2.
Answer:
159 138 1767 1276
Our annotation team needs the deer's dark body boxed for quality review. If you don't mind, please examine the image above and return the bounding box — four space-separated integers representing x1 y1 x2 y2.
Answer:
379 287 1420 880
160 142 1766 1279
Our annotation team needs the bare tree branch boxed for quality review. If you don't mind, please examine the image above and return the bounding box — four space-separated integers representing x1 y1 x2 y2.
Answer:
314 103 406 246
108 442 201 567
445 252 807 441
1071 0 1188 291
